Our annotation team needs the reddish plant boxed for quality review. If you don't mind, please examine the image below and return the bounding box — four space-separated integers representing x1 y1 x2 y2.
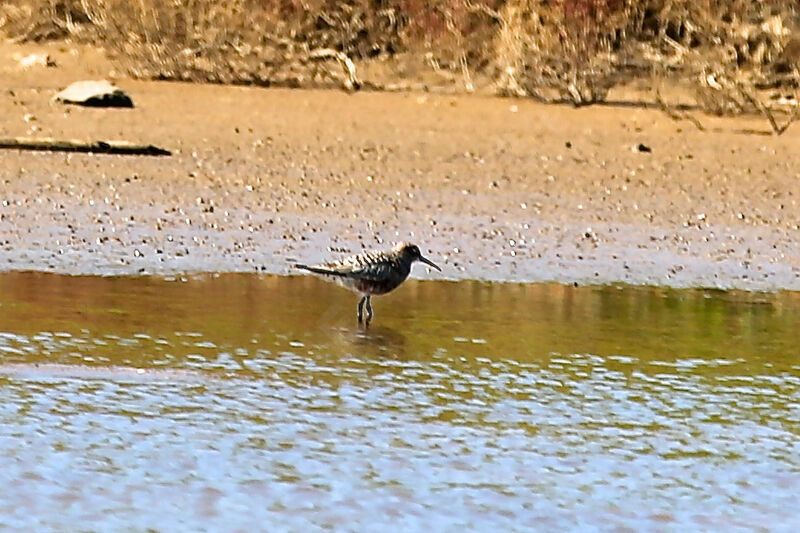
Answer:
559 0 626 20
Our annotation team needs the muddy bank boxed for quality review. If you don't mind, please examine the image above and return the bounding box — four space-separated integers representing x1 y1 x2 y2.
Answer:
1 44 799 290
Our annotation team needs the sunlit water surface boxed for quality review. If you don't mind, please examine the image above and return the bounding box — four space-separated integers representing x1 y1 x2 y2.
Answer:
0 273 799 531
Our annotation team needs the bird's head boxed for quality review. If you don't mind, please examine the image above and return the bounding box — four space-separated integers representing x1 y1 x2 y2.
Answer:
394 242 441 271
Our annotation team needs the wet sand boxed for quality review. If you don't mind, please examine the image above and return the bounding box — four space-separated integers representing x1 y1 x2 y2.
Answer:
1 42 799 290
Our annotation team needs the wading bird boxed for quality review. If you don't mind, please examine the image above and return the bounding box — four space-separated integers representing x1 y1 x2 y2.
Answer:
296 242 441 325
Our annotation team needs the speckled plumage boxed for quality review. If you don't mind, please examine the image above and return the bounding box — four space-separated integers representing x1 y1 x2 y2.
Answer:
296 242 441 324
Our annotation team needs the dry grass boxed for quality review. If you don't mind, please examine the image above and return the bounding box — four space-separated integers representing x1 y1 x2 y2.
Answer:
0 0 497 88
492 0 639 104
2 0 800 130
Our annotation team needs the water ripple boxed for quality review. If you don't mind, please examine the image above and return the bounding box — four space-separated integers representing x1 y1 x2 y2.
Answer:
0 273 798 530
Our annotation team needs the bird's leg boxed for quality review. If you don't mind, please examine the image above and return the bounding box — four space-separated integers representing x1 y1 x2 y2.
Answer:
365 295 373 325
357 295 366 323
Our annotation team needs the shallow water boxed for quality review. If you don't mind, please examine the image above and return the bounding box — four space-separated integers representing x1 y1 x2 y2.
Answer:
0 272 799 531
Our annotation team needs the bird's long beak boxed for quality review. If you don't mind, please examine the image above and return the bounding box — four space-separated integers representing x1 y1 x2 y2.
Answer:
419 255 442 271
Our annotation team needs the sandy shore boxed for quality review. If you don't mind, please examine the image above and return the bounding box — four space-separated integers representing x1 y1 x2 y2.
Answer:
1 42 799 290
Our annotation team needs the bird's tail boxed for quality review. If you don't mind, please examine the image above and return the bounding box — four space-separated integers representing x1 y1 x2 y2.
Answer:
295 264 348 277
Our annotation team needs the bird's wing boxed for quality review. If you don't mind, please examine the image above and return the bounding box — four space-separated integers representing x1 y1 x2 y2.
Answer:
344 260 396 281
296 260 394 281
295 264 345 276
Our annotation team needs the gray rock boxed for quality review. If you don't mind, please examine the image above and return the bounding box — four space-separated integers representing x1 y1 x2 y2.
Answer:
53 80 134 108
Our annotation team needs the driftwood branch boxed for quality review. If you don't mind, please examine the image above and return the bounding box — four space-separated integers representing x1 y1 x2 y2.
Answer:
654 86 705 131
0 137 171 156
308 48 361 91
734 81 800 135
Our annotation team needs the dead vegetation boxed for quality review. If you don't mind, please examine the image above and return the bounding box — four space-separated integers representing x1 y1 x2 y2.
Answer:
2 0 800 132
